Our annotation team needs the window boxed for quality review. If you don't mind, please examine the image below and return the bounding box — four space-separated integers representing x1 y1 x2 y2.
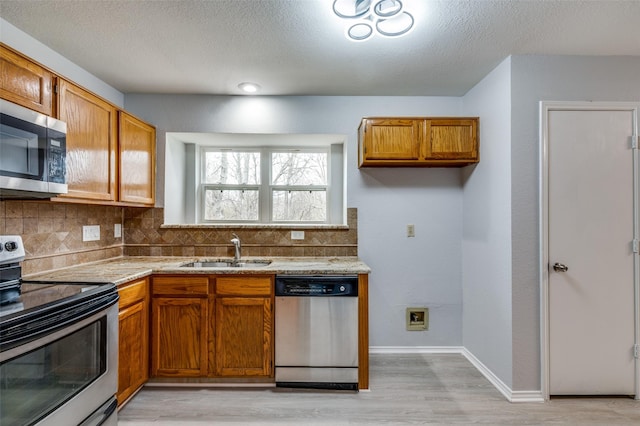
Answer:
201 148 329 223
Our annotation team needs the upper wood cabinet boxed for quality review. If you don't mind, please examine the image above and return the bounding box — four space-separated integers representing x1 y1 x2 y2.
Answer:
119 111 156 205
358 117 479 167
56 78 118 202
0 46 156 206
0 44 53 115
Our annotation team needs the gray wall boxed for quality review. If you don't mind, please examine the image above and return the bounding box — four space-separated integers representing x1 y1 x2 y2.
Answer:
125 94 466 347
461 58 514 387
509 55 640 390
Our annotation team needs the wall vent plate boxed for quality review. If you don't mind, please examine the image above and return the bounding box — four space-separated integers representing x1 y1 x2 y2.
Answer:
406 307 428 331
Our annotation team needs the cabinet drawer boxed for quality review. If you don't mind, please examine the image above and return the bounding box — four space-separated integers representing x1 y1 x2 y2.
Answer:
118 278 147 310
152 276 209 296
216 276 273 296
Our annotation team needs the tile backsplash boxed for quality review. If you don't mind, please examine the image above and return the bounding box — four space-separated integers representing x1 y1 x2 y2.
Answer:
0 201 124 275
0 200 358 275
123 207 358 258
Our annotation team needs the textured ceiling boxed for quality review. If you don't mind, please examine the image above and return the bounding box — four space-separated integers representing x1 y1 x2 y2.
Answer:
1 0 639 96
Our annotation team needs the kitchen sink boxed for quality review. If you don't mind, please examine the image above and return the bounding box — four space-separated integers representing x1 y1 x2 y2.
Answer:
180 259 272 268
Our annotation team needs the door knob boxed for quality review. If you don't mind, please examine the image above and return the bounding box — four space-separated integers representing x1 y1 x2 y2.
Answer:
553 263 569 273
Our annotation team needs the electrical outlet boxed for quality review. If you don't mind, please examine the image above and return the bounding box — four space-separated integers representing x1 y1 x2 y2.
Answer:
407 224 415 237
114 223 122 238
291 230 305 240
82 225 100 242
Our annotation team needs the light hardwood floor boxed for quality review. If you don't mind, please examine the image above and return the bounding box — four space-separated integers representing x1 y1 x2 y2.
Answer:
118 354 639 425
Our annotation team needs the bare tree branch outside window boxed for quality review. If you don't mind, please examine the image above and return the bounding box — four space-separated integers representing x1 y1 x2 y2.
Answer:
201 148 328 223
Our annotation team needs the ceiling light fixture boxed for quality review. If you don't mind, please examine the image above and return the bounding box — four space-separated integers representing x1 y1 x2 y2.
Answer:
333 0 414 42
238 82 261 94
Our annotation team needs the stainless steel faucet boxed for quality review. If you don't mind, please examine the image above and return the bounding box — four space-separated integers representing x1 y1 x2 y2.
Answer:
231 233 241 262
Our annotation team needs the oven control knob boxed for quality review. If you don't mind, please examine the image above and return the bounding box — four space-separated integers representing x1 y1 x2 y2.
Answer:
339 285 345 292
4 241 18 252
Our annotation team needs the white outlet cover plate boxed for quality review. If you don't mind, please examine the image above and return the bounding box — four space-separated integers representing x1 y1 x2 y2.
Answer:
291 230 305 240
114 223 122 238
82 225 100 242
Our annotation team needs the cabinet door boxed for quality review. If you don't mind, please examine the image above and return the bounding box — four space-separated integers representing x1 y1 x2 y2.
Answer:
359 118 421 166
117 300 148 405
117 278 149 405
424 118 478 162
119 111 155 205
56 79 117 201
151 297 208 377
0 45 53 115
215 297 272 377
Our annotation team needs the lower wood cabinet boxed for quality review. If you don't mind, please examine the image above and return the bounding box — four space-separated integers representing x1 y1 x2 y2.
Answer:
117 278 149 405
149 274 273 379
150 276 209 377
214 276 273 377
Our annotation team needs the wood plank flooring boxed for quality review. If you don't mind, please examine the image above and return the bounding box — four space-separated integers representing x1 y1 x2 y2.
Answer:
118 354 639 425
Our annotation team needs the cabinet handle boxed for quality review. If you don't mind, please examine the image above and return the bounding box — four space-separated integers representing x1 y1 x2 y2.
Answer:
552 263 568 273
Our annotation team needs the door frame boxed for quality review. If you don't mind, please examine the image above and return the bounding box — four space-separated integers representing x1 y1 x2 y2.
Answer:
539 101 640 400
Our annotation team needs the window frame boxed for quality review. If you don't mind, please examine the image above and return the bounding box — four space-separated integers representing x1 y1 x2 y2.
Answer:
199 146 330 224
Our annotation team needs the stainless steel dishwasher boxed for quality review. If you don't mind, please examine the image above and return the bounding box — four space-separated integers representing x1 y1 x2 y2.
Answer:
275 275 359 391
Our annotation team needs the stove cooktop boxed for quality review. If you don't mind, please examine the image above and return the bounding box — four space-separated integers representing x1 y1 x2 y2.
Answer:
0 281 113 320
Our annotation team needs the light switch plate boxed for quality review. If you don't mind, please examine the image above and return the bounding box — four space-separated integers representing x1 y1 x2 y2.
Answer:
407 224 415 237
82 225 100 242
291 230 305 240
114 223 122 238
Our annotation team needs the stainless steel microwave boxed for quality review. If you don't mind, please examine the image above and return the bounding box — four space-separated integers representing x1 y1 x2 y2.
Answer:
0 99 67 199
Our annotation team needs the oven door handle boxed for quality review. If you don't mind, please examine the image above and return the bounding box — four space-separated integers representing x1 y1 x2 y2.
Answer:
0 291 118 351
79 397 118 426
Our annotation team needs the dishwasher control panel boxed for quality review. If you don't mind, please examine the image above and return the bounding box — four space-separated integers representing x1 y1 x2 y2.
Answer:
275 275 358 297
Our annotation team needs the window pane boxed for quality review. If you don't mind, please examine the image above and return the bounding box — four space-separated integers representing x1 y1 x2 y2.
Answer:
204 151 260 184
271 152 327 185
204 189 259 221
272 190 326 221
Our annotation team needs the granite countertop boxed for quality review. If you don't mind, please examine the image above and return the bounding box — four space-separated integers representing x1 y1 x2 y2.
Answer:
24 256 371 286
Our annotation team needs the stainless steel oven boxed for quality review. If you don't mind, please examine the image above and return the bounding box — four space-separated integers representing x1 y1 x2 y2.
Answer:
0 236 119 426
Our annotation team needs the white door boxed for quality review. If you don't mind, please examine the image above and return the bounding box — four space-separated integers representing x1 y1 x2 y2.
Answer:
547 107 636 395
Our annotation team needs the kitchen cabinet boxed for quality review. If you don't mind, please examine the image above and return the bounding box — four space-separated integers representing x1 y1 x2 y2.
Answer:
56 78 118 202
214 276 273 377
151 276 209 377
119 111 156 205
358 117 479 167
117 278 149 406
149 274 273 379
0 44 53 115
55 80 156 205
1 46 155 206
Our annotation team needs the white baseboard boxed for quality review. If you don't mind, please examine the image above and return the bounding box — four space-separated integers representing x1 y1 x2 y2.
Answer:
369 346 545 403
369 346 463 354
